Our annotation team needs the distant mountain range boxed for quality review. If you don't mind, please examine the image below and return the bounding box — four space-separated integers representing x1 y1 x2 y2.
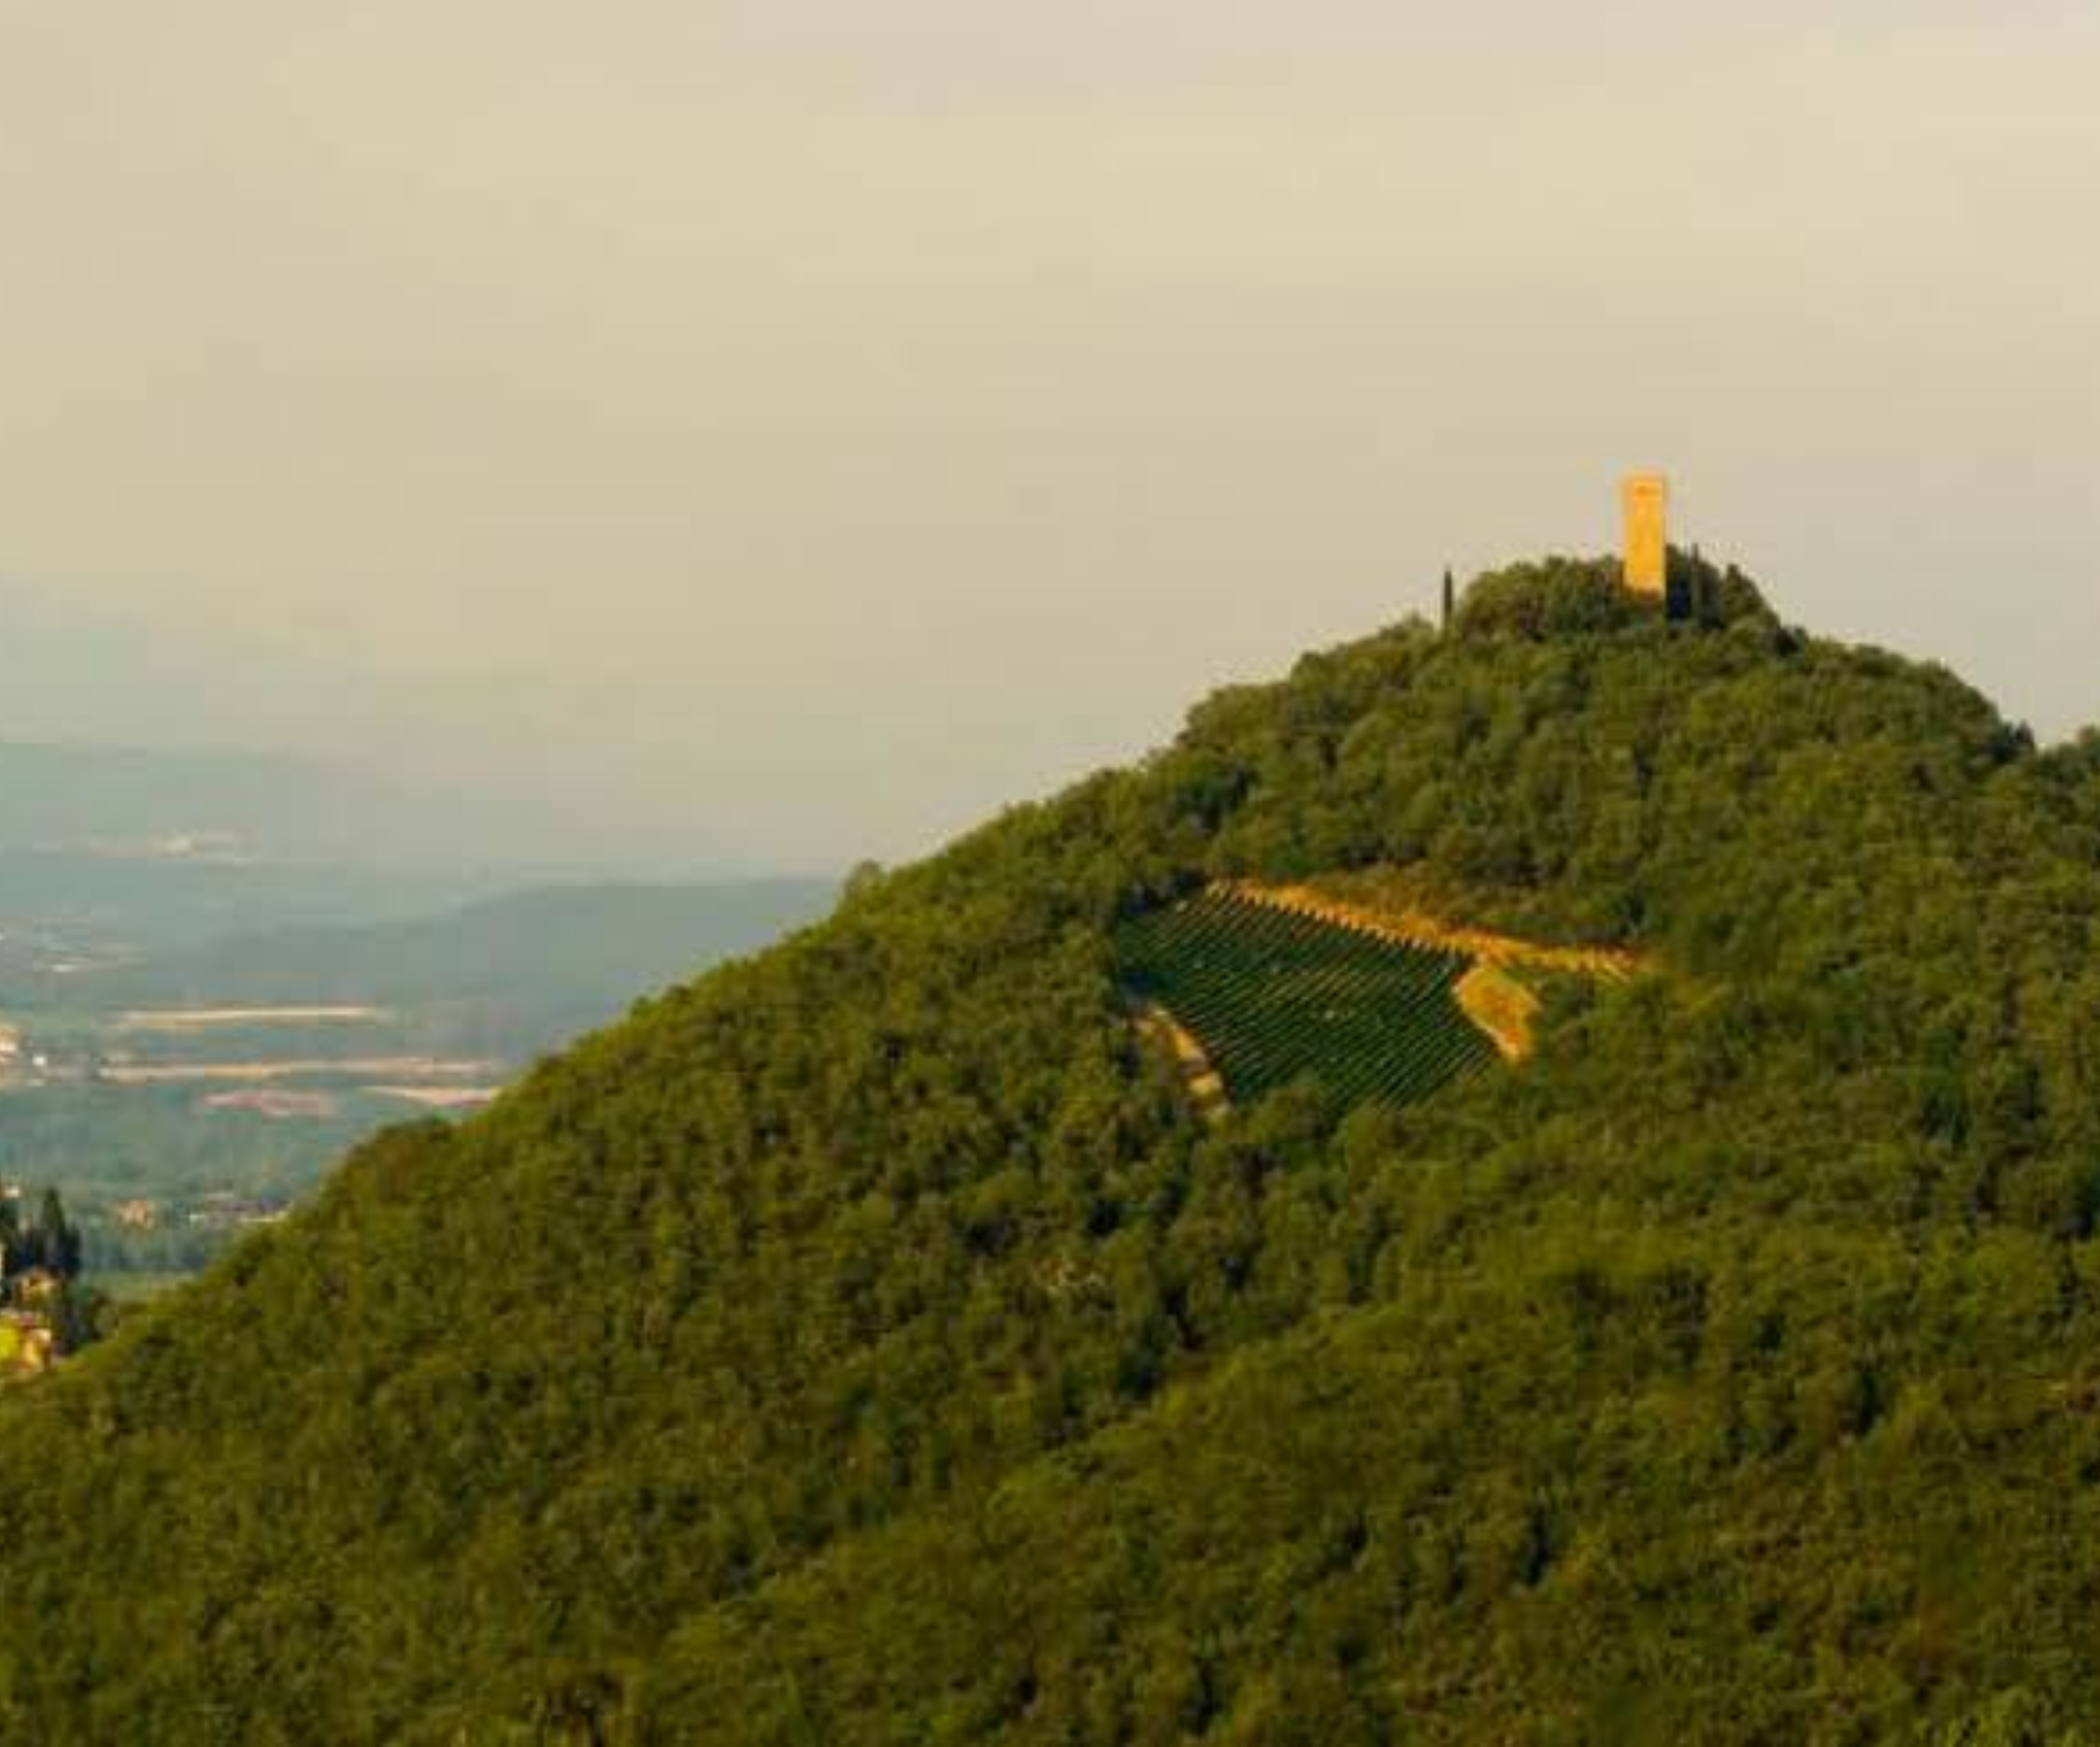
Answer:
0 586 732 870
0 580 1052 874
65 877 839 1034
0 740 565 954
0 742 452 865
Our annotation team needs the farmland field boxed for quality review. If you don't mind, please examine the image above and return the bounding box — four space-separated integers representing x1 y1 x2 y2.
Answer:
1118 889 1498 1109
0 877 837 1292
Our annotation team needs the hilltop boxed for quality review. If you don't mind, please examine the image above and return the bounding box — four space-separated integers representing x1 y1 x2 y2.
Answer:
3 555 2100 1742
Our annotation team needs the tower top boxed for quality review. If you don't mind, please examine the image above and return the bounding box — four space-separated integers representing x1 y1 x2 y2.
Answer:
1621 474 1668 598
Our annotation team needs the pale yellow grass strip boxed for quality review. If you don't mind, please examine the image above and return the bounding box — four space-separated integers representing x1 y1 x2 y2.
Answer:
1214 881 1646 981
116 1006 390 1032
1132 1001 1230 1121
1454 963 1542 1062
101 1057 499 1085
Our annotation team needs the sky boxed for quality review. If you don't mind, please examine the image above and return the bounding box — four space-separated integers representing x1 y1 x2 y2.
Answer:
3 2 2097 870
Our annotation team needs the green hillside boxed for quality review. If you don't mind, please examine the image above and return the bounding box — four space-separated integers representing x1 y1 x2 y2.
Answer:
4 554 2100 1742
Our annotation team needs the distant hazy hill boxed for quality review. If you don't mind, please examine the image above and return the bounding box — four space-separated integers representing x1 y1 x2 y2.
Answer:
0 742 376 857
0 586 733 869
0 740 559 950
9 556 2100 1741
0 847 527 963
0 742 811 957
0 579 507 862
76 878 839 1029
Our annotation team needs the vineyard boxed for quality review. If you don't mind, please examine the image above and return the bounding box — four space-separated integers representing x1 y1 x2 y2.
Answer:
1118 889 1498 1109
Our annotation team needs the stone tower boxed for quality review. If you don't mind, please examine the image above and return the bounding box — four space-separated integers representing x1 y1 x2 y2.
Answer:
1621 474 1668 598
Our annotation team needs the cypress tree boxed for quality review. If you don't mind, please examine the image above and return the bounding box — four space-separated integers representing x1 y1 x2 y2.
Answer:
38 1189 80 1281
1663 550 1688 624
1441 568 1456 633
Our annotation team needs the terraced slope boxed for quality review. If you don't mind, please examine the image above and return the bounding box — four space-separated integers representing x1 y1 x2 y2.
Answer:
1118 888 1497 1107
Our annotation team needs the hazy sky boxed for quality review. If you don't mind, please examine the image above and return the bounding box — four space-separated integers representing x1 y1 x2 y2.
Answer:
3 3 2097 868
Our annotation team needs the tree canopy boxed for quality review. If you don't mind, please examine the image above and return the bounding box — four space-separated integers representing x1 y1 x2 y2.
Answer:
0 556 2096 1742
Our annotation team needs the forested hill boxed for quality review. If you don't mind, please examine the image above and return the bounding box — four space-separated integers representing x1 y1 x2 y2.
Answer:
9 556 2100 1742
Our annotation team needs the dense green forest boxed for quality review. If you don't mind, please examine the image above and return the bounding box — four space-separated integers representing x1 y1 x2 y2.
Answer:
5 556 2100 1741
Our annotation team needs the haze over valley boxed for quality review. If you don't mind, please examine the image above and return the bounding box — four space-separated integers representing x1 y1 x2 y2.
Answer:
6 4 2100 881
